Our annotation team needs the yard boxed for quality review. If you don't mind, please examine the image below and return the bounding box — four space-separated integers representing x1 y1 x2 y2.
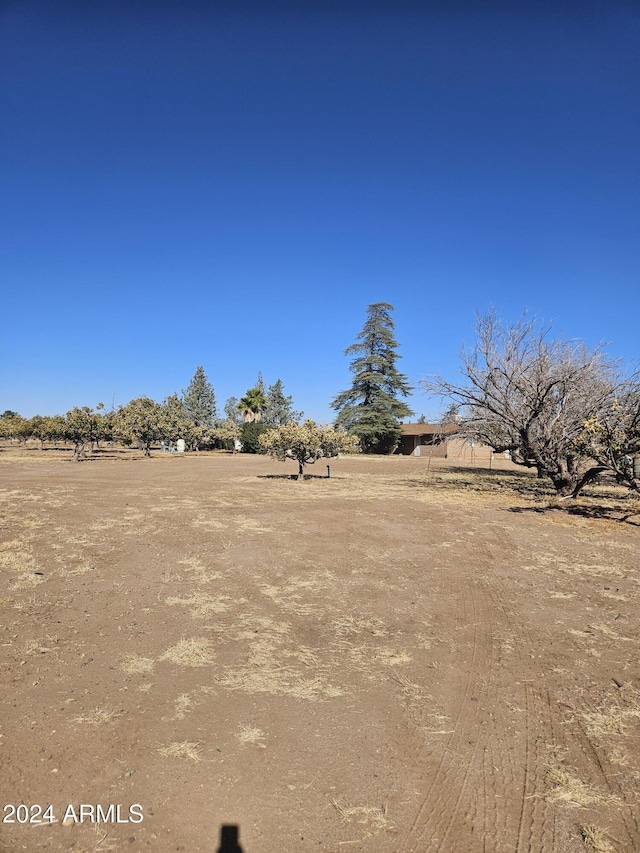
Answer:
1 448 639 852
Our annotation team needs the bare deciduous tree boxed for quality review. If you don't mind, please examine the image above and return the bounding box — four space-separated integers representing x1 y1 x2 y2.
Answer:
423 311 628 496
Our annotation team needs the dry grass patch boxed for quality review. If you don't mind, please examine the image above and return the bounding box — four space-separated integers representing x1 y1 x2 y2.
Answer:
165 592 238 618
89 517 121 532
600 590 629 601
582 707 629 739
214 666 340 701
337 641 412 675
260 583 320 616
392 672 429 702
73 706 122 726
236 724 266 747
423 712 454 734
158 741 202 761
178 555 223 584
574 564 628 579
153 495 203 511
14 514 46 531
160 568 182 583
233 614 292 639
121 655 155 674
12 592 52 613
62 561 95 577
10 571 45 590
214 618 342 700
581 825 618 853
160 637 215 667
173 692 197 719
589 623 637 644
374 646 412 666
546 765 622 808
0 539 38 572
581 691 640 742
191 515 228 530
330 799 392 836
233 515 272 534
332 615 389 638
24 637 57 655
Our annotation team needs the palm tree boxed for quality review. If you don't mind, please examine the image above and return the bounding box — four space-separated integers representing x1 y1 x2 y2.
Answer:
238 387 268 423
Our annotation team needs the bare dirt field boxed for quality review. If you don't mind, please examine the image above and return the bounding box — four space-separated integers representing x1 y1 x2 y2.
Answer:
1 447 639 853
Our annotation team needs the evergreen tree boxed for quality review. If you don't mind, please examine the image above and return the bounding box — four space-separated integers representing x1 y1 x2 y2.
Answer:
182 366 217 427
224 396 242 425
264 379 302 426
331 302 413 453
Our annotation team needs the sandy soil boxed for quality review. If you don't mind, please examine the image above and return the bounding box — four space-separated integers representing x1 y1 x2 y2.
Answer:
1 448 639 853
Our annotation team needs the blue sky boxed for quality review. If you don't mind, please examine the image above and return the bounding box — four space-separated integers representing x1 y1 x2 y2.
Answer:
1 1 638 423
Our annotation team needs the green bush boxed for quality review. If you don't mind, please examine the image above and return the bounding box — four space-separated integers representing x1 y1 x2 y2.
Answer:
240 422 269 453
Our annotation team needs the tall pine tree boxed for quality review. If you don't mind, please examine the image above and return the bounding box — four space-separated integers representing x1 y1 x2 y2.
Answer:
332 302 413 453
264 379 302 426
182 366 217 427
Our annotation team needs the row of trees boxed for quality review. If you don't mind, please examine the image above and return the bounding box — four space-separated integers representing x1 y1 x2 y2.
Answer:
0 369 303 460
0 403 358 480
0 390 358 482
0 397 223 460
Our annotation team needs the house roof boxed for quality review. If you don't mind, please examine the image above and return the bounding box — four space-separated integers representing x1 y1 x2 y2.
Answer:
400 422 459 437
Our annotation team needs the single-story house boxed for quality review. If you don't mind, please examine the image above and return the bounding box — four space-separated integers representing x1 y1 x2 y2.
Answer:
398 423 458 456
398 423 496 460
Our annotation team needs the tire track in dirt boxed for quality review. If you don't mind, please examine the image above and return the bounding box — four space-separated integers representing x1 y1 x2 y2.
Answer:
399 532 558 853
400 569 498 852
483 574 557 853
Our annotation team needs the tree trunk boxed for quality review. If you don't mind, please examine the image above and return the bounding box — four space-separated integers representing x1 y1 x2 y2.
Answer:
570 465 610 498
549 466 578 496
536 453 581 496
297 461 305 480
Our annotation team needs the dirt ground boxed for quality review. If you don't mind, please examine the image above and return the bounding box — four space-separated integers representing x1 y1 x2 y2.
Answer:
1 447 639 853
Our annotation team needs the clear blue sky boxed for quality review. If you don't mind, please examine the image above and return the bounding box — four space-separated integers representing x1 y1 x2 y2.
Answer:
2 1 638 423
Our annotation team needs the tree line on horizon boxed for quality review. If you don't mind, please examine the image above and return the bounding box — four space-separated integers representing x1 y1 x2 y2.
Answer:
0 371 303 460
1 302 639 495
